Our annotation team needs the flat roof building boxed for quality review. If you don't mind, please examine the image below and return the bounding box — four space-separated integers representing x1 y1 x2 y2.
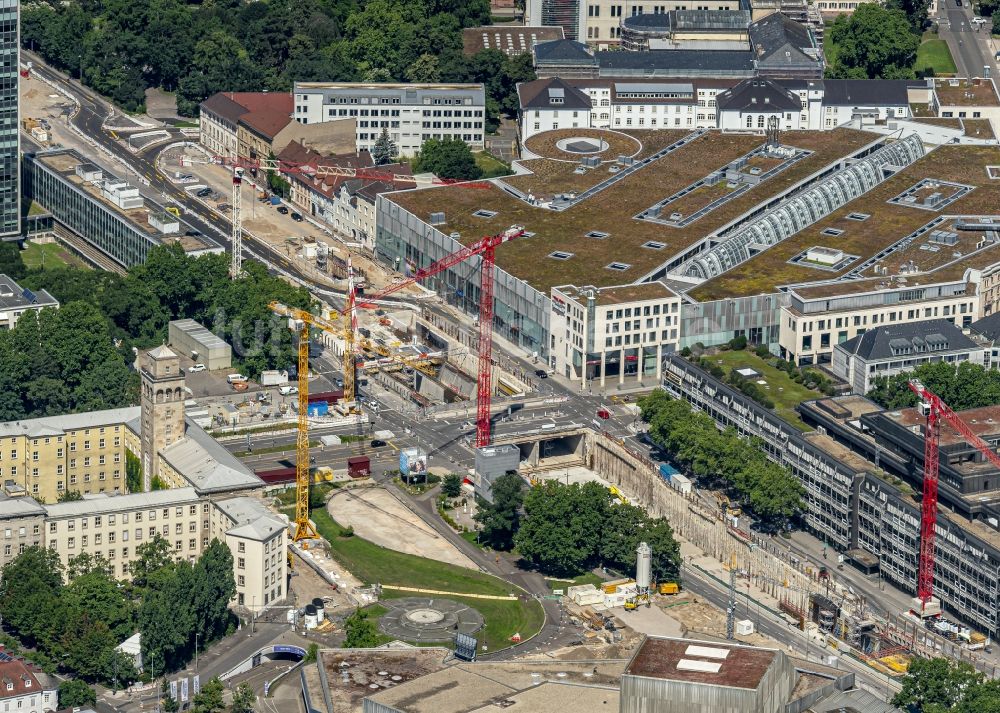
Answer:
293 82 487 157
0 274 58 330
168 318 232 371
22 149 224 269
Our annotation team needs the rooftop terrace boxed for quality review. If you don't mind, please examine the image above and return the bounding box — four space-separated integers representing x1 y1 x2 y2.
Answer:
934 77 1000 106
387 128 875 294
690 143 1000 301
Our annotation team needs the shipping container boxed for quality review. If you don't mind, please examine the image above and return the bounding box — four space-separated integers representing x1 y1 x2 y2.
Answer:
658 463 678 482
669 472 692 495
308 390 344 404
256 467 297 484
348 456 371 478
308 401 329 417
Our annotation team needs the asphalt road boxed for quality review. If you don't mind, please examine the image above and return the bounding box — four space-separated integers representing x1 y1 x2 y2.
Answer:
32 48 919 694
679 564 900 698
938 2 995 79
24 50 320 287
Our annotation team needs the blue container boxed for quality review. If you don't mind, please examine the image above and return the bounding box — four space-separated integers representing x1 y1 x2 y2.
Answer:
659 463 678 482
270 196 281 205
308 401 329 417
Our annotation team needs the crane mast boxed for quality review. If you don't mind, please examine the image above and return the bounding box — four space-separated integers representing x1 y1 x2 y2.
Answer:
230 167 244 279
907 378 1000 616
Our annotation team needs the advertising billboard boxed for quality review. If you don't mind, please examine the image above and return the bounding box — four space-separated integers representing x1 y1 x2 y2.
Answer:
400 447 428 479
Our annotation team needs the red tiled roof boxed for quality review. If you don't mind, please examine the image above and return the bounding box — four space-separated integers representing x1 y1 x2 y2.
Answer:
200 92 293 125
277 141 415 202
0 656 49 700
239 107 293 139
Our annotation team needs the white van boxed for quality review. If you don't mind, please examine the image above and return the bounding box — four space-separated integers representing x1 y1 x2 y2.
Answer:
227 374 248 384
278 385 299 396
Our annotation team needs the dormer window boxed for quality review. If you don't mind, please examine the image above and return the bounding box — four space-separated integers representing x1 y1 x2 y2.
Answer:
5 682 12 691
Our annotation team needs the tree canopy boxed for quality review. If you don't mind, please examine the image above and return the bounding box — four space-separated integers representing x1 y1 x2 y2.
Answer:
515 480 681 580
343 608 383 648
892 657 1000 712
0 536 235 685
0 243 313 422
868 360 1000 412
639 390 804 528
825 5 920 79
474 471 524 550
21 0 532 127
414 138 483 180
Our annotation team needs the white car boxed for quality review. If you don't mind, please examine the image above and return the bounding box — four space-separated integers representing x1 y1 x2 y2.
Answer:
278 385 299 396
227 373 248 384
187 363 206 373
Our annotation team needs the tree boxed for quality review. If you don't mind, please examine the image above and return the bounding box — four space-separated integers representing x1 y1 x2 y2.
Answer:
230 682 257 713
0 547 64 650
129 536 174 589
643 518 682 584
893 657 982 712
191 676 225 713
994 13 1000 35
442 473 463 498
474 472 523 550
161 679 180 713
885 0 931 33
126 450 143 493
515 481 609 576
343 609 382 648
58 490 84 502
0 242 25 280
868 361 1000 412
371 128 398 166
405 53 441 82
58 680 97 709
825 6 920 80
190 540 236 644
414 138 483 180
639 391 803 529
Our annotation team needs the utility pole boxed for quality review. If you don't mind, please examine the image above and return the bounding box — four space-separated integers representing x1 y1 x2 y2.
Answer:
726 552 737 640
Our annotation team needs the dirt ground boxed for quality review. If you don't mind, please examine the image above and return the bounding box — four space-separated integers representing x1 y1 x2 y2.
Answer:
144 87 179 120
329 487 477 569
21 81 79 150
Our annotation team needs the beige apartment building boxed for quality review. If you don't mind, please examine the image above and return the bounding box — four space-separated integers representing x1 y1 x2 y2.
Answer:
0 408 137 503
44 488 207 579
779 277 980 365
0 496 45 570
213 498 288 612
550 281 683 387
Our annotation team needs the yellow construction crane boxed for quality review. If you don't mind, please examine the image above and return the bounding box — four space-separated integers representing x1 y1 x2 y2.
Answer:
269 301 344 542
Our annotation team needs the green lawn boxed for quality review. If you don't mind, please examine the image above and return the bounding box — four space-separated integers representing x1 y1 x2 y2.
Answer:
545 572 604 591
915 36 957 76
313 509 544 651
20 241 87 270
475 151 512 179
708 350 822 430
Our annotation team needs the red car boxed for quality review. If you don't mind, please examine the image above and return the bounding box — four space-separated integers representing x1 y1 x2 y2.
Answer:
597 408 611 420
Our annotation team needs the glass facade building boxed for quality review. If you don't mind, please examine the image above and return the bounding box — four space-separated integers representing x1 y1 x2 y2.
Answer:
0 0 19 239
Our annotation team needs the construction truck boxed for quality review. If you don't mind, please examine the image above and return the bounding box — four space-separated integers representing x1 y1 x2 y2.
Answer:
658 582 680 595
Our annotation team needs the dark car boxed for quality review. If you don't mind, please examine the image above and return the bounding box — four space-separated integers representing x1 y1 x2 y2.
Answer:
196 187 212 197
291 212 304 222
370 439 387 448
277 205 289 215
184 229 202 237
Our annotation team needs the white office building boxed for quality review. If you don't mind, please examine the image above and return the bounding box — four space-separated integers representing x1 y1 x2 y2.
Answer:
292 82 487 157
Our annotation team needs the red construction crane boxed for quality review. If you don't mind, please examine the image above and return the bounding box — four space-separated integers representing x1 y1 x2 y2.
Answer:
908 379 1000 615
356 225 525 448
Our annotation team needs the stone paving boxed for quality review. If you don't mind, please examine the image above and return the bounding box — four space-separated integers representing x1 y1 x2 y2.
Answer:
378 597 485 642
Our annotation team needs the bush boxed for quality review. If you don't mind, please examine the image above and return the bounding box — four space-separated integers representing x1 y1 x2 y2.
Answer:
755 344 771 358
729 335 748 351
341 525 355 538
